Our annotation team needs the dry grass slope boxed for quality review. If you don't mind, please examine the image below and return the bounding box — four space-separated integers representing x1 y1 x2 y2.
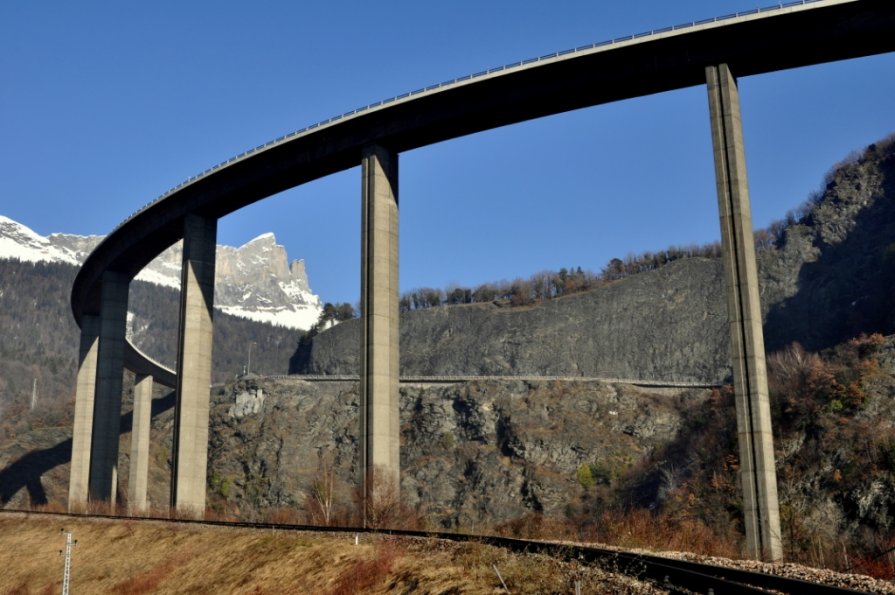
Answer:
0 514 662 594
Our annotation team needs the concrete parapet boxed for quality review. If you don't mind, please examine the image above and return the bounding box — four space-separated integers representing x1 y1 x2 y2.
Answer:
707 63 782 562
171 214 217 516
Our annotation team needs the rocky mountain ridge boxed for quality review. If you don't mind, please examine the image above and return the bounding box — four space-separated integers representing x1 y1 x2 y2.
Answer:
0 216 321 330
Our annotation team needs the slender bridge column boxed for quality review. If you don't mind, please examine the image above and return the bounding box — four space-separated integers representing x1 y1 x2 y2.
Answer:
87 271 130 508
68 314 100 511
360 145 400 523
706 63 783 562
128 373 153 513
171 214 217 516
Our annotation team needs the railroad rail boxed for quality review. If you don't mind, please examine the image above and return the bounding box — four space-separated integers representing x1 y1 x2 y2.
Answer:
2 509 871 594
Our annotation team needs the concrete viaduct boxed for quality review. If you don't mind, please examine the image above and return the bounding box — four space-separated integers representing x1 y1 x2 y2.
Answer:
68 0 895 561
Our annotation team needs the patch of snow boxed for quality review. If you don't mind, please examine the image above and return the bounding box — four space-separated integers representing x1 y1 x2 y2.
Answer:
0 215 45 241
218 304 320 330
247 232 276 243
0 235 79 266
125 311 136 341
281 281 320 304
135 267 181 290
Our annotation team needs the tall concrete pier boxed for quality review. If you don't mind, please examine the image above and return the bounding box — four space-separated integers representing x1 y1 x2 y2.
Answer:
87 272 130 507
171 215 217 515
128 374 153 512
706 63 783 562
68 315 100 510
360 145 401 518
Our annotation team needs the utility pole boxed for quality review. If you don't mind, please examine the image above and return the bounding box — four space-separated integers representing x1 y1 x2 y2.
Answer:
60 529 76 595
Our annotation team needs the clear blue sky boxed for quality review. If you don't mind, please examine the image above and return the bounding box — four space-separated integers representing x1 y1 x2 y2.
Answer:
2 1 893 305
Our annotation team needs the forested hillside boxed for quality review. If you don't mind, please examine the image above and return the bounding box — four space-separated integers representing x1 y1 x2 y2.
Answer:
0 260 302 443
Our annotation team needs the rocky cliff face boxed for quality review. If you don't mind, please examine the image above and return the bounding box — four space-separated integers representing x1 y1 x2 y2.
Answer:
296 258 732 383
129 232 320 331
211 234 319 330
135 376 707 528
762 140 895 352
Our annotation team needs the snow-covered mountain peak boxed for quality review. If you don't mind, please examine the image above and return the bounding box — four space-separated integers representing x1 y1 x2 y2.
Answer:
0 216 101 266
0 215 47 248
0 215 321 330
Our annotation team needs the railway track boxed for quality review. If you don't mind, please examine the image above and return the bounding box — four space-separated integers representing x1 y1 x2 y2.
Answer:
1 509 873 594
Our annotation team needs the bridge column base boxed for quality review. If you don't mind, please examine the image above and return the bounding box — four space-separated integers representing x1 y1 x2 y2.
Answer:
707 63 783 562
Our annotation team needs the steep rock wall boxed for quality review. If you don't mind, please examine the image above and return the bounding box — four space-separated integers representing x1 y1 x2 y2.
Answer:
298 258 731 383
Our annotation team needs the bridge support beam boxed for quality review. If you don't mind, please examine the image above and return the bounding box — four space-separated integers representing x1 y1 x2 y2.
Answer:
707 63 783 562
87 271 130 508
360 145 400 524
68 315 100 511
171 214 217 516
128 373 153 513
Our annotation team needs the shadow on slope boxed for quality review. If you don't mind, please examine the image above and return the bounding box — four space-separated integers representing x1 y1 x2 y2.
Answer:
764 152 895 353
0 390 175 506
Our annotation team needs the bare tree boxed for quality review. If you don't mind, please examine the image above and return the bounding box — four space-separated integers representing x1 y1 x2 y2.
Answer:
307 452 336 526
356 465 404 529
